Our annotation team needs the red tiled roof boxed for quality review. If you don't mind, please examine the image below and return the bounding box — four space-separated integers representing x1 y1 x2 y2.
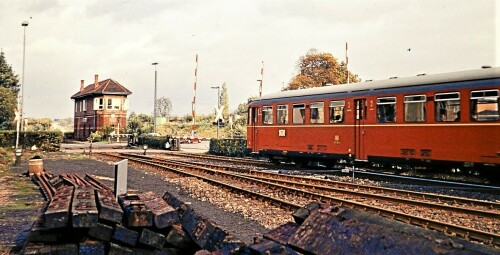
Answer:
71 79 132 99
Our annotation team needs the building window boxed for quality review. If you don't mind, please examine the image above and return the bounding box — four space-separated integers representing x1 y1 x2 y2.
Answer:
262 106 273 124
107 99 113 109
404 95 426 122
112 98 120 110
435 92 460 122
310 102 324 124
94 98 104 110
293 104 305 124
329 100 345 123
277 105 288 125
377 97 396 123
82 117 87 123
471 90 499 121
82 99 86 111
122 98 129 110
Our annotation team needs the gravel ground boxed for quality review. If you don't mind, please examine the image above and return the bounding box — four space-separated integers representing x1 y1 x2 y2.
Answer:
7 157 269 247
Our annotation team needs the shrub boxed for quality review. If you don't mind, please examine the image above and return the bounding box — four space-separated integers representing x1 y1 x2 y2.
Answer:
209 138 247 157
138 135 171 149
0 130 63 152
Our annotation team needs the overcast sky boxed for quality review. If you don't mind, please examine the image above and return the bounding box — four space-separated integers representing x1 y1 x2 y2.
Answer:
0 0 498 119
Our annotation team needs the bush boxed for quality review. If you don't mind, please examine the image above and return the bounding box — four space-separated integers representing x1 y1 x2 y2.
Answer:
138 135 171 149
0 130 63 152
209 138 247 157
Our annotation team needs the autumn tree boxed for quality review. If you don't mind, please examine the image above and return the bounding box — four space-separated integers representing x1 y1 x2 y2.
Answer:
284 49 359 90
0 51 20 129
155 97 172 117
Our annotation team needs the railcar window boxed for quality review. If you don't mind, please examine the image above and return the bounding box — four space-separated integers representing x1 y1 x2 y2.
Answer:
262 106 273 124
310 102 324 124
329 100 345 123
435 93 460 122
277 105 288 124
471 90 499 121
293 104 306 124
376 97 396 123
404 95 426 122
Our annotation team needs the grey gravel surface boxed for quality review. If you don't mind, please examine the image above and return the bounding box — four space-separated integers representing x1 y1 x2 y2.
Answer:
10 158 269 244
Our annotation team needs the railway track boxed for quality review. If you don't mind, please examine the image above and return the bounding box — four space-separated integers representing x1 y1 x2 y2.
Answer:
96 152 500 246
151 151 271 167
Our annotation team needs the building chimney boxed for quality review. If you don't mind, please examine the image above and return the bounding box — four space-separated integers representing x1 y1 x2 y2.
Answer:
94 74 99 89
80 80 84 92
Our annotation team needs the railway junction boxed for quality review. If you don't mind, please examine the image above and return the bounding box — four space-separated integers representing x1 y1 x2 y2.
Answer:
0 145 499 254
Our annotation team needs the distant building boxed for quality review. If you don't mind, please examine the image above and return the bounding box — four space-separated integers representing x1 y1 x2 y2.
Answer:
70 74 132 141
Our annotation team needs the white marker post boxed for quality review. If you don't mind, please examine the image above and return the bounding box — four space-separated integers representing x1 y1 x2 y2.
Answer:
114 159 128 199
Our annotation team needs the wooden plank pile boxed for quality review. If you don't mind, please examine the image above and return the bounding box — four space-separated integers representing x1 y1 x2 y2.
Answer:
25 173 244 255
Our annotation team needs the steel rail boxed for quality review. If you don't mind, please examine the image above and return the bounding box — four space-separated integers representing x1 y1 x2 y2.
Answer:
158 151 270 166
98 153 300 210
98 152 500 246
245 171 500 211
122 152 500 211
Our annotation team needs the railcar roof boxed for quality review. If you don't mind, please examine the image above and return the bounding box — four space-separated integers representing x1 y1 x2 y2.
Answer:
251 67 500 104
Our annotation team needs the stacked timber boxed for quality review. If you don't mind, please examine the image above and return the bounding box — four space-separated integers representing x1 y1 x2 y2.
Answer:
25 173 244 255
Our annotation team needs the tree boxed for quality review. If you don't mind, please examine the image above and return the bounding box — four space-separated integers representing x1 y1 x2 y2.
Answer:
284 49 359 90
0 87 16 130
25 117 52 132
226 96 257 137
0 51 20 93
155 97 172 117
220 82 229 117
0 51 20 130
127 112 153 134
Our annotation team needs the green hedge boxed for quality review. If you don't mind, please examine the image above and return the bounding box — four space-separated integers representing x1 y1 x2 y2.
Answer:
209 138 247 157
0 131 63 152
138 136 170 149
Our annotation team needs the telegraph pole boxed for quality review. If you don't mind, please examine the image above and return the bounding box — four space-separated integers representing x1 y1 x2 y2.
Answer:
192 54 198 135
152 62 158 133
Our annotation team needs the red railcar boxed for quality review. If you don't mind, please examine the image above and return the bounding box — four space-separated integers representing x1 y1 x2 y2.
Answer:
247 67 500 173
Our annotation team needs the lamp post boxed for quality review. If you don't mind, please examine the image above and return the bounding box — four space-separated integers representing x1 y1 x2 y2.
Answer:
15 20 29 165
211 86 220 139
152 62 158 133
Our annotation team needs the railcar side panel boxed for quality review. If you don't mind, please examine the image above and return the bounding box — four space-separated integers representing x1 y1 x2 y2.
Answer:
247 68 500 169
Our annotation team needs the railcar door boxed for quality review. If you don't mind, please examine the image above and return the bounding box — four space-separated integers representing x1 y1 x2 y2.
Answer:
249 107 259 152
354 99 367 161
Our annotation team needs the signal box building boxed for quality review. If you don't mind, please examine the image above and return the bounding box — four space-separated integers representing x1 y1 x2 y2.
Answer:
71 74 132 141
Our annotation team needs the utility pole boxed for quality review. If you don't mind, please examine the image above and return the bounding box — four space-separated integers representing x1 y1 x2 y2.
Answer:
192 54 198 135
15 20 29 166
152 62 159 133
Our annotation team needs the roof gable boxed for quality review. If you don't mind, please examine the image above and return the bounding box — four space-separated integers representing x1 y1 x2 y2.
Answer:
71 78 132 99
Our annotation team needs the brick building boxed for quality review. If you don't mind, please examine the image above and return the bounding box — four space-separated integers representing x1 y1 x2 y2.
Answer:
71 74 132 141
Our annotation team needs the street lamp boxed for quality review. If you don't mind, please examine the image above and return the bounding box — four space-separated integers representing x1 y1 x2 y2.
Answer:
152 62 158 133
15 20 29 165
211 86 220 139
